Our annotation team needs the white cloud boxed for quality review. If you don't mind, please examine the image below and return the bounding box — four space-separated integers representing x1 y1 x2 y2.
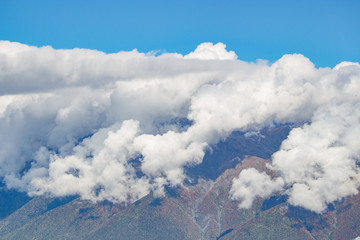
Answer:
230 168 284 209
30 120 152 202
230 103 360 213
272 103 360 212
0 41 360 211
184 42 237 60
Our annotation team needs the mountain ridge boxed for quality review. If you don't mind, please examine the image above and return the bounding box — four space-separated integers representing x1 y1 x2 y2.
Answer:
0 126 359 239
1 155 359 239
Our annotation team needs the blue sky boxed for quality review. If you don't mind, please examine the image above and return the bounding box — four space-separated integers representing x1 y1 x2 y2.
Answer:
0 0 359 67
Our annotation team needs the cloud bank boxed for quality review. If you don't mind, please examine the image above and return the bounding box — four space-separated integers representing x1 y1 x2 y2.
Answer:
0 41 359 212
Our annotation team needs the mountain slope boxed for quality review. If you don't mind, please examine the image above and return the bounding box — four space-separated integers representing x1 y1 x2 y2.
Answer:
1 125 360 239
1 156 359 240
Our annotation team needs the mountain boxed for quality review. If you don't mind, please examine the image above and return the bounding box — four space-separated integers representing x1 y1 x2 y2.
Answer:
0 126 359 240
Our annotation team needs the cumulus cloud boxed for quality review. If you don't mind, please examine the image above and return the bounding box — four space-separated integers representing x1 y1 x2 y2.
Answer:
230 168 284 209
0 41 360 211
184 42 237 60
231 102 360 213
270 103 360 212
230 63 360 213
